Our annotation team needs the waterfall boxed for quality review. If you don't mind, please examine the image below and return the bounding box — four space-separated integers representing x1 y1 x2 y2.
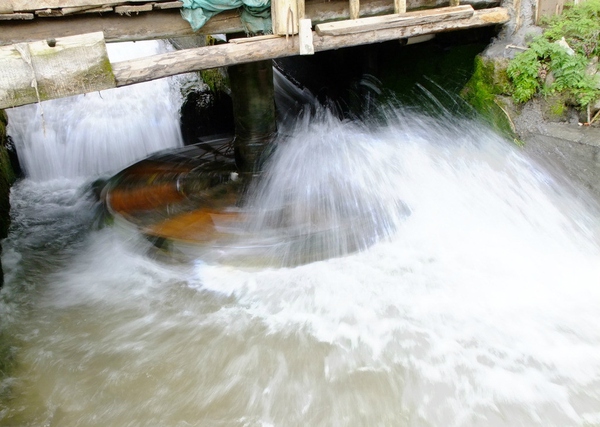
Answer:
5 40 184 181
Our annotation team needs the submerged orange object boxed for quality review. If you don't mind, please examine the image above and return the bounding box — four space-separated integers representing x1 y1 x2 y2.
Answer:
108 183 185 213
144 209 242 243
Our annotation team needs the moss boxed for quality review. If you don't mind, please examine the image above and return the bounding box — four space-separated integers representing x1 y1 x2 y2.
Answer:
200 68 229 94
462 55 517 141
37 60 115 102
540 93 573 121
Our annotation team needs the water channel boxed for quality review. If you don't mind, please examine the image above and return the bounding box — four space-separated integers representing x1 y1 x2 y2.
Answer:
1 40 600 427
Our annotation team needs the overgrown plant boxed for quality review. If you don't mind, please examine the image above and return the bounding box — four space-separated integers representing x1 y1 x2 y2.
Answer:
507 0 600 119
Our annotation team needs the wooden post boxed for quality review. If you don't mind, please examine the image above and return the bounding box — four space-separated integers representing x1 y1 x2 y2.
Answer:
227 60 277 177
272 0 298 35
350 0 360 19
299 19 315 55
394 0 406 14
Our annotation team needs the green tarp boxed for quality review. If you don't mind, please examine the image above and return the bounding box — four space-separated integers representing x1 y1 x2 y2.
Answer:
181 0 272 35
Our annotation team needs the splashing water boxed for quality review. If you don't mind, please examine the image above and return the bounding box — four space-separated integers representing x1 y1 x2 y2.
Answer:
5 41 184 181
2 88 600 425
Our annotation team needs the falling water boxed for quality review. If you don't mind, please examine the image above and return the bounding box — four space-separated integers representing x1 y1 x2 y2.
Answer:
5 41 184 181
2 46 600 427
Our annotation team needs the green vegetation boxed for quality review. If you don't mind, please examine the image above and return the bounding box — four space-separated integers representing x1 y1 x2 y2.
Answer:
462 56 517 139
507 0 600 115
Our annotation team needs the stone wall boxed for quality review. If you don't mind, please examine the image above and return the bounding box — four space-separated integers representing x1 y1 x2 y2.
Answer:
0 110 16 287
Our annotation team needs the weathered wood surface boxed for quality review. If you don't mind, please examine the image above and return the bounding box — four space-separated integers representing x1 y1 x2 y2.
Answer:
0 6 508 108
9 0 175 12
316 5 474 35
0 32 115 109
349 0 360 19
394 0 406 14
112 7 508 86
299 18 314 54
536 0 564 23
272 0 300 35
0 0 500 46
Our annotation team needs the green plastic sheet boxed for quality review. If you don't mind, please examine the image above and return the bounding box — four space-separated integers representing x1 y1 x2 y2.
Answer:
181 0 272 35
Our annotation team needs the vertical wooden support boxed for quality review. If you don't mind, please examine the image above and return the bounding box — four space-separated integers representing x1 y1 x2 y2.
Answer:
349 0 360 19
272 0 298 35
297 0 305 21
299 19 314 55
228 60 277 177
394 0 406 14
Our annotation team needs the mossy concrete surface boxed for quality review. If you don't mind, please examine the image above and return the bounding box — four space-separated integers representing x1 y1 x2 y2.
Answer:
461 55 518 140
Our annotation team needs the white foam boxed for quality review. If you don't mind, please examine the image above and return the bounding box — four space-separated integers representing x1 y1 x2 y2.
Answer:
6 41 184 181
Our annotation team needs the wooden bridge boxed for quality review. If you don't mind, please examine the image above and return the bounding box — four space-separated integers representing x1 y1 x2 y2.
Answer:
0 0 511 109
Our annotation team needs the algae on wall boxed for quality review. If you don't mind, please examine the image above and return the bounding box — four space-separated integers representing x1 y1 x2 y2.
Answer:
0 110 16 288
461 55 518 141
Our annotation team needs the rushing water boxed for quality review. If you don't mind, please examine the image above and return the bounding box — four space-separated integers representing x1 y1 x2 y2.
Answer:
2 43 600 427
6 41 184 181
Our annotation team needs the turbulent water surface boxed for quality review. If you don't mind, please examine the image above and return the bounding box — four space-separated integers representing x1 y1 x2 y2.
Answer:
2 43 600 427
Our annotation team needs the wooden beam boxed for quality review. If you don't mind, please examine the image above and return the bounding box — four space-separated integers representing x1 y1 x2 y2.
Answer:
316 5 474 35
10 0 173 12
0 12 33 20
0 0 499 46
154 1 184 9
115 4 154 14
112 7 508 86
0 32 115 109
0 6 508 108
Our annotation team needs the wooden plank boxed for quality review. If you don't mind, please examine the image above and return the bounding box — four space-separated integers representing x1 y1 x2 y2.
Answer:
536 0 564 23
115 4 154 14
0 12 33 20
0 0 501 45
112 7 508 87
35 9 63 17
0 32 116 109
229 34 281 43
153 1 183 9
10 0 172 12
62 5 116 15
315 5 473 35
0 4 14 14
0 10 199 46
76 6 115 14
299 18 314 54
